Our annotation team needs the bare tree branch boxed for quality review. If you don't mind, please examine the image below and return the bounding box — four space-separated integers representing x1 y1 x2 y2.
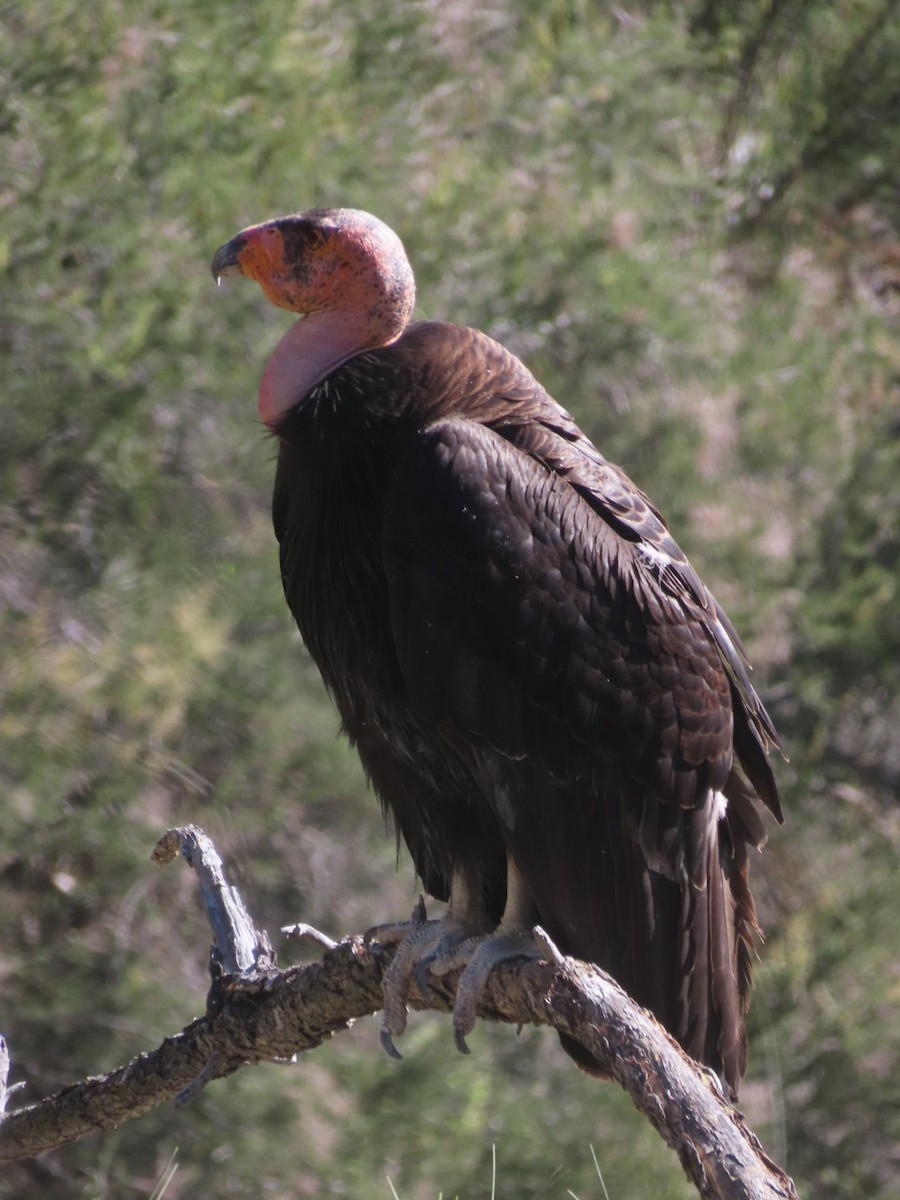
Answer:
0 828 798 1200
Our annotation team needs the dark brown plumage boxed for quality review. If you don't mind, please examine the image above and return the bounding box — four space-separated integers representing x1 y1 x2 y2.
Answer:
212 209 783 1094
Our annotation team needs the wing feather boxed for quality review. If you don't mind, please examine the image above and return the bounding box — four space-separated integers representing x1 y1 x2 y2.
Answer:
381 409 776 1091
384 416 737 808
275 319 779 1092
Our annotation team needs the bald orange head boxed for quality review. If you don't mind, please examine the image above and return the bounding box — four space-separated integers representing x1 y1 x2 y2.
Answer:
212 208 415 344
213 209 417 427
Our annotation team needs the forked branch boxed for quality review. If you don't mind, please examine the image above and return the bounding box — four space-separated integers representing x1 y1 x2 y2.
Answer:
0 827 797 1200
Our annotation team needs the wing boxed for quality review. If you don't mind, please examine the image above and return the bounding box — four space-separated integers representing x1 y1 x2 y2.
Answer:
381 412 781 1087
383 414 778 818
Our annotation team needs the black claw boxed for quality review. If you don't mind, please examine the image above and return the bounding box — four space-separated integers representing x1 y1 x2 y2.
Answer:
380 1029 404 1061
454 1028 471 1055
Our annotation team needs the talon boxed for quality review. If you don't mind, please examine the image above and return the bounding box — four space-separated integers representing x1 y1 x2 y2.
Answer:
379 948 414 1056
368 869 503 1059
451 968 479 1053
454 1027 471 1055
380 1028 404 1060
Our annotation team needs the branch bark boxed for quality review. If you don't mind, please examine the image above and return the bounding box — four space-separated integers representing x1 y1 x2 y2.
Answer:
0 827 798 1200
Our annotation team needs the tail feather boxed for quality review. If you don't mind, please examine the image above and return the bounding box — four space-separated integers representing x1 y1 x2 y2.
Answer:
572 789 758 1095
499 765 766 1095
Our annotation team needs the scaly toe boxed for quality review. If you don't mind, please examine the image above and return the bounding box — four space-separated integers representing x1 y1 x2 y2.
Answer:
372 896 492 1058
378 918 444 1052
413 931 484 998
364 895 429 947
451 930 548 1054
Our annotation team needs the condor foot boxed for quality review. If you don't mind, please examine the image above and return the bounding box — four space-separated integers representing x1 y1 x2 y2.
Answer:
365 895 491 1059
436 925 563 1054
368 911 563 1058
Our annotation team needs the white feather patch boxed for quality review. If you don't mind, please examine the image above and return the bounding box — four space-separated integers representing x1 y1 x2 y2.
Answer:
712 789 728 822
637 541 673 573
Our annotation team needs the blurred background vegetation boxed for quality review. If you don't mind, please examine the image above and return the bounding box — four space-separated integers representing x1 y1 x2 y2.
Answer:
2 1 898 1196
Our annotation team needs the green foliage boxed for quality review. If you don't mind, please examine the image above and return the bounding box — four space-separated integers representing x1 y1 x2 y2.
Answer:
2 0 898 1196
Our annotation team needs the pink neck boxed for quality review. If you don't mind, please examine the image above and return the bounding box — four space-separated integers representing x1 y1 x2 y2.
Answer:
258 310 371 428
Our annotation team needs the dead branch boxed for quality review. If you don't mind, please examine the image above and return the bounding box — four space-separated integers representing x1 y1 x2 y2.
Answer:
0 826 798 1200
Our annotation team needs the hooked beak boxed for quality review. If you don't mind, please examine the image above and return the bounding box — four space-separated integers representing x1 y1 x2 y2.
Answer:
211 235 247 281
